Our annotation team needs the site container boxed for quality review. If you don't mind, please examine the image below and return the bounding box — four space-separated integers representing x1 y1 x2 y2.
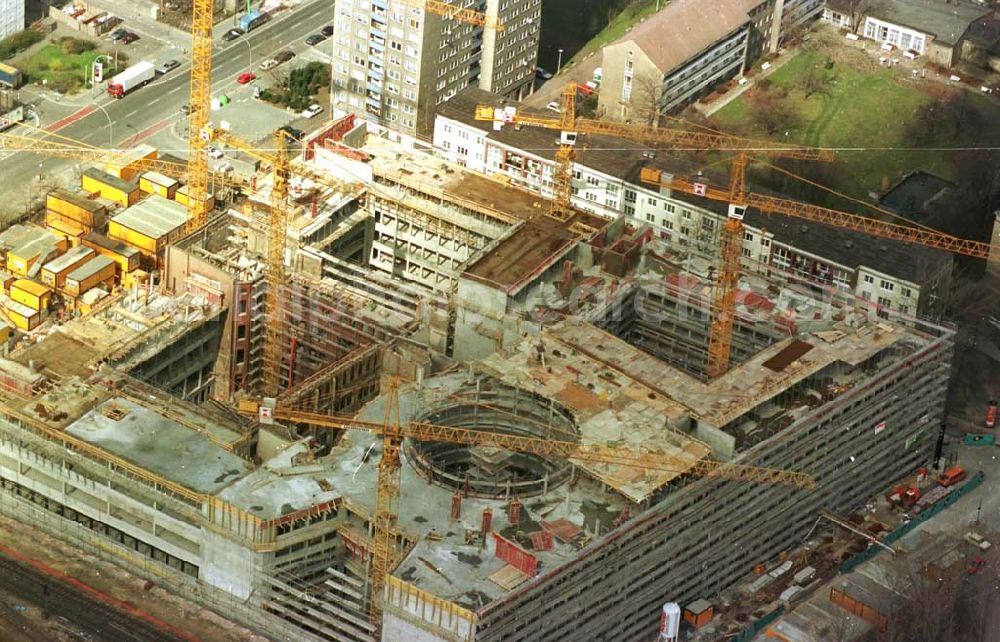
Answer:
0 63 24 89
138 171 179 199
9 279 51 311
41 245 95 289
104 145 158 182
81 232 141 274
107 196 187 259
62 255 116 297
46 189 107 229
3 299 41 331
81 168 139 208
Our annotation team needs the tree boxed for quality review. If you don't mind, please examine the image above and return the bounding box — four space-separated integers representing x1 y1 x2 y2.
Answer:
746 86 801 136
627 72 662 127
797 63 833 99
845 0 887 34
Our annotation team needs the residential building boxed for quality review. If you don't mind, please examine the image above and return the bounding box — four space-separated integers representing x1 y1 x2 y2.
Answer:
822 0 992 66
433 87 955 317
330 0 540 141
598 0 824 120
0 0 24 40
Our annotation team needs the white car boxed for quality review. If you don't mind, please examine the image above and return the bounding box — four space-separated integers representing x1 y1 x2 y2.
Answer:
301 103 324 119
207 146 224 159
546 101 561 112
259 59 277 71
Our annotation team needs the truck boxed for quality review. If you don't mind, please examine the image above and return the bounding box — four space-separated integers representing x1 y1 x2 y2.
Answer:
0 63 24 89
239 9 266 33
107 61 156 99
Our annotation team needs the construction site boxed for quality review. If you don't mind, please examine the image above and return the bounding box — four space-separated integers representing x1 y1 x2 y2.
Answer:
0 2 995 642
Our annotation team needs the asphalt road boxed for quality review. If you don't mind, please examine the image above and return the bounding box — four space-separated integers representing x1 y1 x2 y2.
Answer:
0 0 334 221
0 553 192 642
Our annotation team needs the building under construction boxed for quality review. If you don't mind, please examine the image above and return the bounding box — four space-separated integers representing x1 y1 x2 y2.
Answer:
0 124 958 642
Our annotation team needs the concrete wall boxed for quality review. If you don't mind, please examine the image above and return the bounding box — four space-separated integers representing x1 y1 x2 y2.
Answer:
471 326 953 641
453 276 510 362
598 41 661 122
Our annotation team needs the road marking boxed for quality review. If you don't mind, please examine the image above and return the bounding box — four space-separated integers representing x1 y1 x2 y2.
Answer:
125 109 138 118
166 85 182 94
44 105 97 132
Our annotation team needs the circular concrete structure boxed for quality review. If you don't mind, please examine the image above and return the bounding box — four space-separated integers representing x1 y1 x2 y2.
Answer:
405 386 578 498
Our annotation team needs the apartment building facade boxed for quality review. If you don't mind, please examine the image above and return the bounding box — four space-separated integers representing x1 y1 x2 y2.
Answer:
599 0 825 120
0 0 24 39
331 0 540 140
433 89 950 320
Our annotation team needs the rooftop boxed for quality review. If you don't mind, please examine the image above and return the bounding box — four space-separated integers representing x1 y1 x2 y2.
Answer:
11 279 50 297
140 171 179 188
83 167 137 194
828 0 992 45
110 195 187 240
65 396 249 494
65 255 114 283
42 245 95 274
48 189 107 213
604 0 758 73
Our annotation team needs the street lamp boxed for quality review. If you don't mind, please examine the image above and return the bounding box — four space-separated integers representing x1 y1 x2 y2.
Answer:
92 101 113 148
236 32 253 74
556 48 564 74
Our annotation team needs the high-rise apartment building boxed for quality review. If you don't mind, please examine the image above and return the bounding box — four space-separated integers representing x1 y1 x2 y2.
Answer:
0 0 24 39
331 0 540 140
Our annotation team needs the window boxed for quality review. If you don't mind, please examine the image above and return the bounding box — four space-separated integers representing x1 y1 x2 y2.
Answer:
762 238 770 247
666 203 675 214
680 226 690 236
624 190 637 204
745 232 754 241
586 175 600 186
863 274 874 284
743 248 752 257
681 209 691 220
647 197 658 207
879 279 894 292
237 325 247 339
646 213 656 223
662 220 674 231
901 287 912 298
624 204 635 216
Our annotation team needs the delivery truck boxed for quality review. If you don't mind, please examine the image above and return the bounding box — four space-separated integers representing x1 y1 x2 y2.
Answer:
107 61 156 99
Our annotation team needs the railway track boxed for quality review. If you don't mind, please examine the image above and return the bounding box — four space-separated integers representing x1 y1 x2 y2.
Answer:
0 553 195 642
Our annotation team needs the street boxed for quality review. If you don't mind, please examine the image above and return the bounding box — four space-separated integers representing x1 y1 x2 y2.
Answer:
0 0 335 223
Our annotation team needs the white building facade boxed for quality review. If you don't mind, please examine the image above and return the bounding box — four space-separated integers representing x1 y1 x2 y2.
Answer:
0 0 24 40
433 109 939 320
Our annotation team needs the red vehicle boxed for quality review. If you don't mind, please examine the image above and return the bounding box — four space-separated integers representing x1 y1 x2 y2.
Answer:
986 400 997 428
237 72 257 85
576 83 593 96
938 466 967 487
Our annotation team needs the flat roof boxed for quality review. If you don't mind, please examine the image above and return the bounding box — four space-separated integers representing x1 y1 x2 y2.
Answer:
463 216 590 294
141 171 178 188
82 167 137 194
82 231 141 258
829 0 991 45
65 255 114 283
2 297 38 319
10 279 50 297
65 397 250 495
42 245 95 274
47 189 106 213
110 195 187 240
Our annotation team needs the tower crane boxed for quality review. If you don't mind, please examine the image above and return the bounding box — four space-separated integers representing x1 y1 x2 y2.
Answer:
641 160 993 376
208 128 363 395
183 0 216 232
474 85 834 374
238 384 815 635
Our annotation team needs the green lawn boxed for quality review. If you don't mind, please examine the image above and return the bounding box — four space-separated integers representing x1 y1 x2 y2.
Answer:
17 38 123 94
565 0 661 68
712 50 1000 200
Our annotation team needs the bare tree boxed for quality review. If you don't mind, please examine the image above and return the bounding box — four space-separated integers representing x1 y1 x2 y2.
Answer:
846 0 887 34
797 62 834 99
745 86 802 136
627 72 662 127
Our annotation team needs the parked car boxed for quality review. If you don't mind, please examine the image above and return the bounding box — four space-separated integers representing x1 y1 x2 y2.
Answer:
207 145 224 159
237 72 257 85
278 125 304 141
305 34 327 46
222 28 244 42
584 80 599 91
119 32 139 45
546 100 561 112
181 103 191 114
109 28 129 42
273 50 296 64
156 59 180 74
577 83 593 96
301 103 323 119
535 66 552 80
321 25 334 37
259 58 278 71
